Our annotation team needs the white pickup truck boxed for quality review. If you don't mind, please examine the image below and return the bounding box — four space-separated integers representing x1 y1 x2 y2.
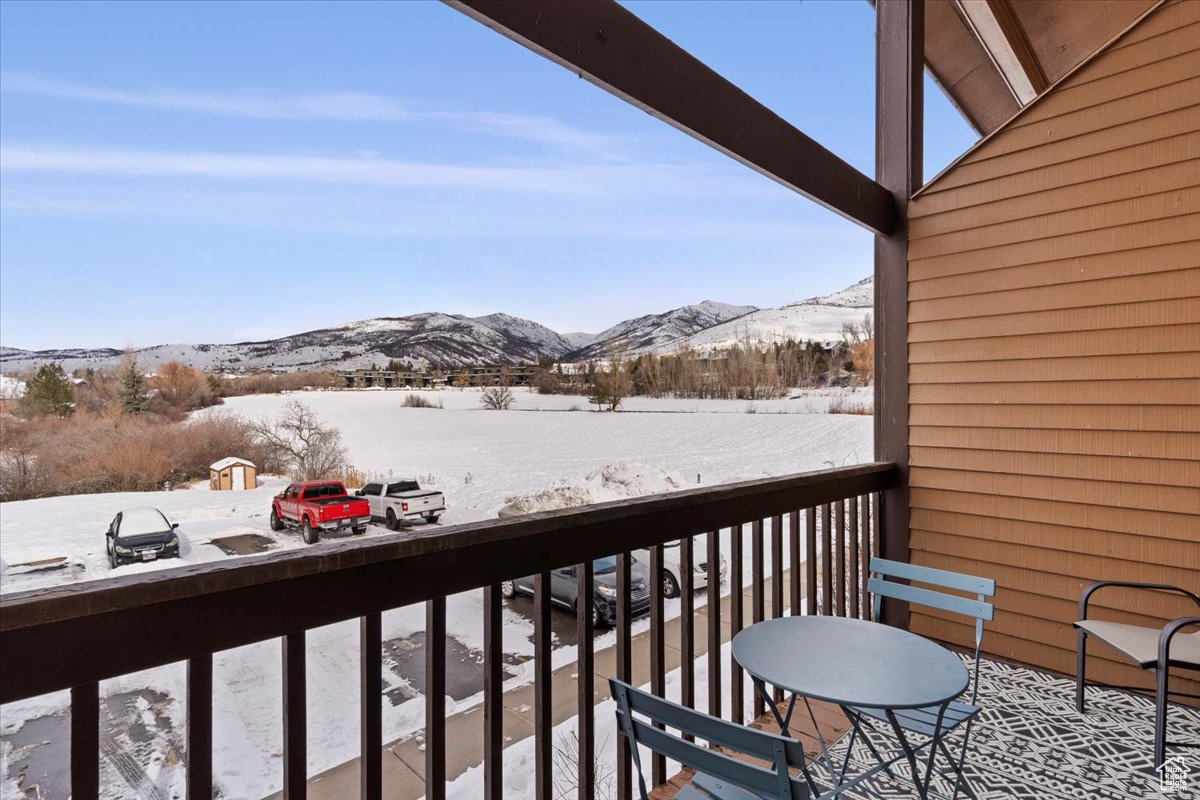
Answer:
356 479 446 528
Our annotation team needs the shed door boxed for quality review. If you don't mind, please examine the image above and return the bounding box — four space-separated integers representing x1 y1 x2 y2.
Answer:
232 466 246 491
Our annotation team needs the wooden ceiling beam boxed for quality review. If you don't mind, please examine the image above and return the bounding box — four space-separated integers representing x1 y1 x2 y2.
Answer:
445 0 895 236
955 0 1050 104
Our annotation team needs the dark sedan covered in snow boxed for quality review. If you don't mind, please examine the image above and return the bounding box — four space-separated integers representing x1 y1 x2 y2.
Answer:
106 507 183 568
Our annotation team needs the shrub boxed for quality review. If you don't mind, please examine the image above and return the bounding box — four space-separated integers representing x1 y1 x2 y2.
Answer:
827 396 873 415
402 393 438 408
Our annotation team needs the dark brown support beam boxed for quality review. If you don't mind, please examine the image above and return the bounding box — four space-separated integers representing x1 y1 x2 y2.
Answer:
875 0 921 630
446 0 894 236
649 544 667 783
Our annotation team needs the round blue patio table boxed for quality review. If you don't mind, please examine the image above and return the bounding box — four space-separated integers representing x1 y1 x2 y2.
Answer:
733 615 968 709
732 615 970 799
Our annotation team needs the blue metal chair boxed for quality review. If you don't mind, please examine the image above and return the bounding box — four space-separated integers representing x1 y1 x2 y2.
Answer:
610 678 812 800
844 558 995 800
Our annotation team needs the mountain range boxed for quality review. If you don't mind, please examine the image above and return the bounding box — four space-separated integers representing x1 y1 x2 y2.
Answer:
0 277 872 374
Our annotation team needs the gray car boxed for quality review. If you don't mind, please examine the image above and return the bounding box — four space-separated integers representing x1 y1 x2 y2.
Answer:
501 555 652 627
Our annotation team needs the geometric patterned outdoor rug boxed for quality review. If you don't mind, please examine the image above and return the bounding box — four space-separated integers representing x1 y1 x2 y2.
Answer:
822 655 1200 800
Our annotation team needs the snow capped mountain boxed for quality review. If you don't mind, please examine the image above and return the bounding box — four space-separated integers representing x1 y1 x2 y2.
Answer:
565 300 757 361
0 278 873 374
788 276 874 309
673 278 872 354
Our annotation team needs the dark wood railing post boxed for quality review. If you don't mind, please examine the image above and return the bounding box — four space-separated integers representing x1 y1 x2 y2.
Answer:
282 632 306 800
834 500 846 616
750 521 765 717
769 515 785 703
71 682 99 800
616 554 633 799
360 614 382 800
848 500 861 619
821 505 833 616
679 536 695 737
789 511 802 616
861 495 873 619
730 524 745 725
534 573 552 800
426 598 447 800
805 509 817 616
187 655 212 800
576 561 595 800
707 529 722 720
483 585 504 800
649 544 667 784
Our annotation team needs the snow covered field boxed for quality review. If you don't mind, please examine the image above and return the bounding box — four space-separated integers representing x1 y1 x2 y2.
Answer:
0 387 871 800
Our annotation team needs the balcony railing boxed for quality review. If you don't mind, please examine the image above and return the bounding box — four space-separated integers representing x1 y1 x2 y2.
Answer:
0 461 898 800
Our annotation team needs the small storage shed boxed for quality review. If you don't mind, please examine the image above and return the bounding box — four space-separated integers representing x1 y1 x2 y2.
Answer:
209 457 257 491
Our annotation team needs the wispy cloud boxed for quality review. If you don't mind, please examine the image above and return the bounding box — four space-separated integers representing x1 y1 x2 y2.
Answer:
0 71 622 154
0 143 779 200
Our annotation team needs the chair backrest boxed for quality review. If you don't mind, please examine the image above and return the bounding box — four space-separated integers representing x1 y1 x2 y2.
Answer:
869 558 996 701
609 678 811 800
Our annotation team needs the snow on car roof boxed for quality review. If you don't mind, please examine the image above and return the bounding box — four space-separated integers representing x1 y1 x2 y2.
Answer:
210 457 255 471
120 507 172 536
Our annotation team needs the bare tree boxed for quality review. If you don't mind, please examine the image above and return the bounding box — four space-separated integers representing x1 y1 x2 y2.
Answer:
248 399 351 480
841 313 874 385
481 385 515 410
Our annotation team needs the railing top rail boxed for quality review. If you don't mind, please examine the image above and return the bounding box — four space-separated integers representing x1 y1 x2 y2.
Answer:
0 462 895 703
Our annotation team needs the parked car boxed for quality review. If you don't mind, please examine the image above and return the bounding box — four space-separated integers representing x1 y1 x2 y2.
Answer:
106 507 183 568
634 540 728 599
500 555 652 627
356 479 446 528
269 481 371 544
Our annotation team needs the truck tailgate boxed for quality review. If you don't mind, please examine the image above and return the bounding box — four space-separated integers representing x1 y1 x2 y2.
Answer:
392 491 444 512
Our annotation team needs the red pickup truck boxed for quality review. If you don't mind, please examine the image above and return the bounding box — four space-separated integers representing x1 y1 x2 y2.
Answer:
269 481 371 544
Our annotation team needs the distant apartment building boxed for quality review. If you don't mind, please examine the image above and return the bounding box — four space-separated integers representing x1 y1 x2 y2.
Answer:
340 365 543 389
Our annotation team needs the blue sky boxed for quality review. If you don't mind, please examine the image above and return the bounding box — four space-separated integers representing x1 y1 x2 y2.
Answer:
0 1 976 349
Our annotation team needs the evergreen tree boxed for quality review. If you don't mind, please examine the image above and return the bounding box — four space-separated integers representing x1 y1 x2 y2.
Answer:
24 362 74 417
119 357 150 414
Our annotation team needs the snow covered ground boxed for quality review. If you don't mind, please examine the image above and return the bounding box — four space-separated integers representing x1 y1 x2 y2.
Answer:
0 387 871 800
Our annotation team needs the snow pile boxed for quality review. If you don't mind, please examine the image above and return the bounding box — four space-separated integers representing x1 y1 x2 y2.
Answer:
498 463 686 518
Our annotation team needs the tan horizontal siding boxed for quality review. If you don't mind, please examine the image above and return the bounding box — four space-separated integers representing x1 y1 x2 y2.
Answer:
909 186 1200 260
910 466 1200 514
906 0 1200 689
910 213 1200 279
909 299 1200 342
910 446 1200 488
910 487 1197 539
911 509 1195 567
910 156 1200 236
909 268 1198 322
908 404 1200 432
909 324 1200 363
910 351 1200 383
909 427 1200 460
909 379 1199 405
909 243 1199 302
918 105 1199 197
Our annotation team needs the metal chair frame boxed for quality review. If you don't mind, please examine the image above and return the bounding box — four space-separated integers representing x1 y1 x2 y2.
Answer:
1075 581 1200 768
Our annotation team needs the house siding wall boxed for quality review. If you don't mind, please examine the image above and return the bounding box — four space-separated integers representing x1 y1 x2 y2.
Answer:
906 0 1199 696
